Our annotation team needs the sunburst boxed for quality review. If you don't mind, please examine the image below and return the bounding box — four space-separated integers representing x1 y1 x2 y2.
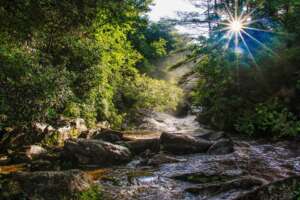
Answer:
215 0 278 66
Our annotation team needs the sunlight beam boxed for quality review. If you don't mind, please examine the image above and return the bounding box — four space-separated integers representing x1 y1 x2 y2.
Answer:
241 29 278 57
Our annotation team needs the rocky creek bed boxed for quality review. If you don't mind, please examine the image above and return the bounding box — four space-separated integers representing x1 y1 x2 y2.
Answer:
1 113 300 200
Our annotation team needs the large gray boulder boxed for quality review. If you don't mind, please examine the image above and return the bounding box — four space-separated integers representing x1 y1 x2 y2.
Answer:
0 170 92 200
92 129 124 143
207 139 234 155
160 132 212 154
64 138 132 165
126 138 160 155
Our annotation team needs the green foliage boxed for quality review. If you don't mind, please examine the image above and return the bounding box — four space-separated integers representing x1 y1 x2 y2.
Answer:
236 100 300 137
121 74 183 112
41 132 61 147
150 38 168 57
294 186 300 200
0 0 183 129
190 0 300 138
75 186 103 200
129 20 178 73
192 43 300 138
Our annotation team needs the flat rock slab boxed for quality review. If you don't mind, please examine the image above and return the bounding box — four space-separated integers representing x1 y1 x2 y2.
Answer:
126 138 160 155
64 138 132 166
92 129 123 143
160 132 212 154
207 139 234 155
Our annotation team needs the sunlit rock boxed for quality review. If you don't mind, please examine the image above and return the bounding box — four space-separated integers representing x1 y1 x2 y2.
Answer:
160 132 212 154
63 138 132 166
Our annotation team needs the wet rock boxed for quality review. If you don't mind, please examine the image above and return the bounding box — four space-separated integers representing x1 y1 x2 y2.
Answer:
147 153 187 166
185 176 267 196
199 131 225 141
0 170 92 200
174 172 238 184
160 132 212 154
70 118 88 133
96 121 111 129
126 138 160 155
234 176 300 200
25 145 47 160
78 128 99 139
207 139 234 155
29 160 56 171
63 138 132 166
32 122 49 134
8 145 47 163
0 128 30 153
92 129 123 143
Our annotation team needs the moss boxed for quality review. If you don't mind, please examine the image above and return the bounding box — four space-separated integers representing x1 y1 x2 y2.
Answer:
41 131 60 146
75 185 103 200
41 128 80 147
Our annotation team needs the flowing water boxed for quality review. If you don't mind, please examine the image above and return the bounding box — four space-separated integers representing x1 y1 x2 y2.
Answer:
96 112 300 200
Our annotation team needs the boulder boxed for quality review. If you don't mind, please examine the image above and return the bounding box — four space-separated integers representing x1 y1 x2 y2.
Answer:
32 122 49 134
126 138 160 155
234 176 300 200
147 153 187 166
185 176 266 196
70 118 88 133
63 139 132 166
160 132 212 154
92 129 123 143
207 139 234 155
25 145 47 160
199 131 225 141
0 170 92 200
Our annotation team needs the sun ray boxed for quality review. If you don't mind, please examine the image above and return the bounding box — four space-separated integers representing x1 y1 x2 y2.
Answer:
212 27 230 33
243 27 276 33
238 31 258 66
225 31 234 50
238 0 250 21
238 1 265 24
224 2 235 22
241 29 278 57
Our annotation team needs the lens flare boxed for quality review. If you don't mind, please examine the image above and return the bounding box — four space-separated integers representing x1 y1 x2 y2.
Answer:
215 1 278 66
230 20 243 32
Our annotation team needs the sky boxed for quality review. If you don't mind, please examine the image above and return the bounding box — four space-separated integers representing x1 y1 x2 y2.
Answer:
148 0 197 22
148 0 206 37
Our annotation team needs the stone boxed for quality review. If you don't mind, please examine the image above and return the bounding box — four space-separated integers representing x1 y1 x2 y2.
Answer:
70 118 88 133
147 153 187 166
199 131 225 141
234 176 300 200
0 170 92 200
207 139 234 155
32 122 48 134
63 138 132 166
185 176 267 197
160 132 212 154
25 145 47 160
92 129 123 143
126 138 160 155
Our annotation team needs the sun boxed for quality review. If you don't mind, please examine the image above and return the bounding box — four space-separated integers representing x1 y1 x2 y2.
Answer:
215 1 277 65
230 20 243 33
